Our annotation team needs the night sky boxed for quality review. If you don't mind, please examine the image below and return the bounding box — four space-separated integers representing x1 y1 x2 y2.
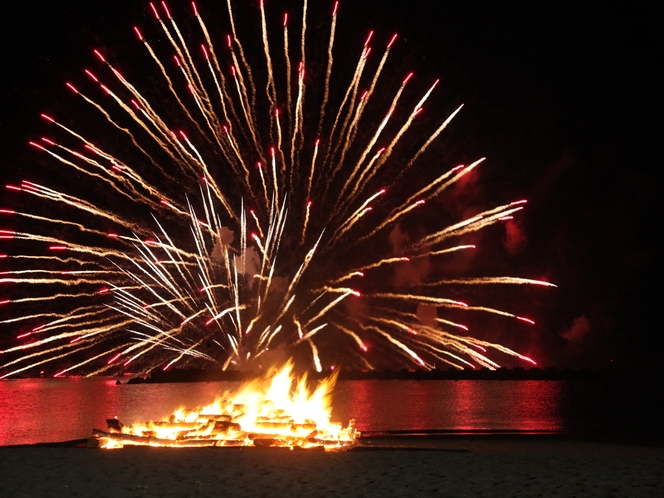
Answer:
0 1 658 370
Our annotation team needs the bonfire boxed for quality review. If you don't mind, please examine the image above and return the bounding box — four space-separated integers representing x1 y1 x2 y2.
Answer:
94 362 357 450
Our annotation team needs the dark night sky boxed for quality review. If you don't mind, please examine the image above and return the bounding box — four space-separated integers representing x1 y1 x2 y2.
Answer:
0 1 659 370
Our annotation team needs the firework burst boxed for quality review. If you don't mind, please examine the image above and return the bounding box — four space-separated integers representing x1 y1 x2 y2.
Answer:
0 1 554 378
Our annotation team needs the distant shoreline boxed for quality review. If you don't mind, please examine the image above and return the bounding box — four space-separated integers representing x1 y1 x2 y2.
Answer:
12 428 664 449
120 367 664 384
5 367 663 383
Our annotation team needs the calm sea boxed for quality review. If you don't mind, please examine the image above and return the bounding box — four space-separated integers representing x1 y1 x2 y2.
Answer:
0 378 661 446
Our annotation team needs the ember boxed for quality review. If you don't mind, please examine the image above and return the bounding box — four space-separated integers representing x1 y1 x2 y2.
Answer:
94 362 357 450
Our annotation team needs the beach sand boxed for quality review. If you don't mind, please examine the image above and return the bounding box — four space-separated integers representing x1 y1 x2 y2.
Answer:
1 439 663 497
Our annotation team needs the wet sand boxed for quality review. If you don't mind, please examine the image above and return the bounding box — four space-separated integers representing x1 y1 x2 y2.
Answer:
1 438 663 497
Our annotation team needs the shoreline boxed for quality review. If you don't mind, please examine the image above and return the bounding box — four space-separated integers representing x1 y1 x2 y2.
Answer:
7 429 664 449
6 367 659 383
2 438 663 497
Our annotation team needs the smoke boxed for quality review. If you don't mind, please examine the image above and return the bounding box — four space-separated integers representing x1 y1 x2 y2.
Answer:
416 303 438 329
560 315 591 354
244 247 261 286
211 226 235 261
250 343 291 371
503 220 527 254
388 223 431 287
211 227 260 285
388 223 409 254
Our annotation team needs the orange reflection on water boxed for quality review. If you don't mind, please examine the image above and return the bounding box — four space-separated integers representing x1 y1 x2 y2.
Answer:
333 380 563 432
1 378 564 445
446 380 563 431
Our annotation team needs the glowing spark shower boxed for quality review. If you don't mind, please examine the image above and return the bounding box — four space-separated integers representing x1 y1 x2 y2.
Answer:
0 1 553 378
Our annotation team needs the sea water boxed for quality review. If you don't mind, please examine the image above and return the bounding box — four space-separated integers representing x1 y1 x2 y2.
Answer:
0 378 660 445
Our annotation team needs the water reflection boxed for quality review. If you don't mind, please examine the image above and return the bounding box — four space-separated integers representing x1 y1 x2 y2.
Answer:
333 380 563 432
2 378 564 445
445 381 563 431
0 378 238 446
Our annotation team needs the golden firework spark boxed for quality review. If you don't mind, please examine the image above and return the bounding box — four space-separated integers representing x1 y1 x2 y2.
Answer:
0 1 552 378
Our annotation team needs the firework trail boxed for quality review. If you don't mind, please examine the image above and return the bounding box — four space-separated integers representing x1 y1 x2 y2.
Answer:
0 1 554 378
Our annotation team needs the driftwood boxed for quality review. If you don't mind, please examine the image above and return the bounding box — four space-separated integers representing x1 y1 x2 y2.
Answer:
308 437 355 447
92 428 244 447
95 416 357 449
201 414 233 423
106 418 241 436
214 421 242 432
106 419 124 431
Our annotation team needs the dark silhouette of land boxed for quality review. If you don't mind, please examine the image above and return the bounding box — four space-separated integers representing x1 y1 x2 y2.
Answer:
124 366 664 384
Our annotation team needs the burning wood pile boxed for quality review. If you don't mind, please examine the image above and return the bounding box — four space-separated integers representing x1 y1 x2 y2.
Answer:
93 362 358 450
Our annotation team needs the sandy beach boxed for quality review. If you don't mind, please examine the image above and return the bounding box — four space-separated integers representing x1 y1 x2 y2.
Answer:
1 438 663 497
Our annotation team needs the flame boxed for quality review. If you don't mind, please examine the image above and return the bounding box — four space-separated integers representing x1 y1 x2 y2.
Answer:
96 361 357 450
